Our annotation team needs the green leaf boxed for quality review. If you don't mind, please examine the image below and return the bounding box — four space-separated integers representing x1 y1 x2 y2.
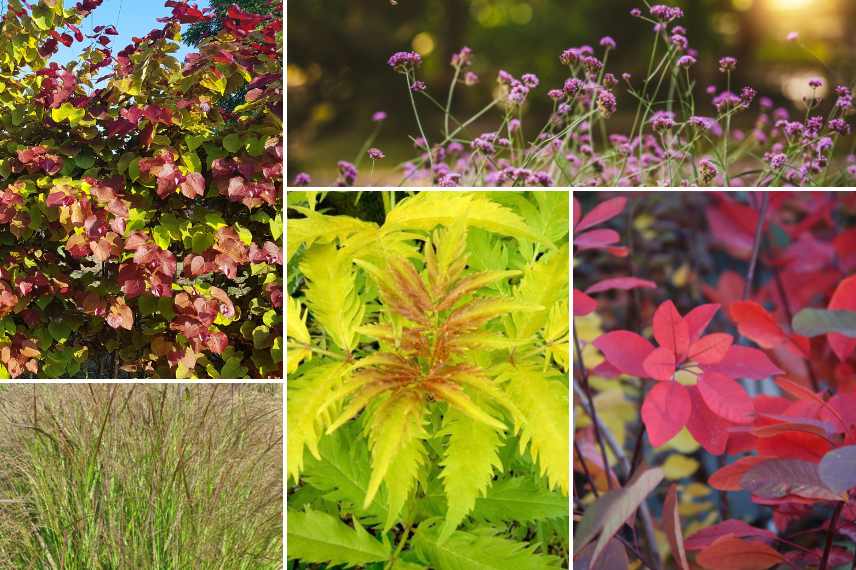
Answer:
191 227 214 253
222 133 242 153
221 356 248 379
412 522 563 569
234 222 252 245
287 508 390 568
302 422 389 527
51 102 85 126
438 408 502 542
262 309 278 327
185 134 207 151
74 152 96 170
472 477 569 523
152 225 171 250
158 296 175 321
137 294 158 316
270 212 283 241
47 319 72 343
792 308 856 338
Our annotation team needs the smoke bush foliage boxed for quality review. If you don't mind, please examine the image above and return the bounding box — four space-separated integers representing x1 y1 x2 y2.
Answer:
0 0 283 378
291 3 856 188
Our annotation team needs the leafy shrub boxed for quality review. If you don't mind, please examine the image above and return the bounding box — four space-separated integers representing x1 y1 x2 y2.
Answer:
287 191 569 568
575 191 856 569
0 384 283 569
290 3 856 188
0 0 283 378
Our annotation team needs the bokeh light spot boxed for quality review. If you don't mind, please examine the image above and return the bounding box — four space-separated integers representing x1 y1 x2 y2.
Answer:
412 32 435 56
510 3 533 25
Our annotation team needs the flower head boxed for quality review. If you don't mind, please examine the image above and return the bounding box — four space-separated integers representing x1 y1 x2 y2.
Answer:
292 172 311 187
387 51 422 73
336 161 357 186
597 90 617 117
521 73 540 89
367 147 385 160
677 54 696 68
410 80 427 93
371 111 387 122
786 31 799 42
450 46 472 67
809 78 823 89
599 36 616 50
649 4 684 22
699 159 717 184
464 71 479 86
718 56 737 73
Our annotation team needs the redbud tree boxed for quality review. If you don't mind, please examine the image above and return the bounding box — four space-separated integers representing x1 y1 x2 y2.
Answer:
0 0 283 379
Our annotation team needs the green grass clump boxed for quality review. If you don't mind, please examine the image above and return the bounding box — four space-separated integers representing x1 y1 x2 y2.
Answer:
0 384 283 570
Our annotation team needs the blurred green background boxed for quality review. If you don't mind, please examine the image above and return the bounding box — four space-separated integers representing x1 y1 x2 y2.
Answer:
287 0 856 183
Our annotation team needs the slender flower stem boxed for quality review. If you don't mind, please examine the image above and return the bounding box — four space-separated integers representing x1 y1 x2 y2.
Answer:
444 65 461 139
404 72 433 171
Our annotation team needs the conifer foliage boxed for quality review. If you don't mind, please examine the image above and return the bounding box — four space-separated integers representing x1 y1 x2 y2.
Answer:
287 191 570 569
0 0 283 378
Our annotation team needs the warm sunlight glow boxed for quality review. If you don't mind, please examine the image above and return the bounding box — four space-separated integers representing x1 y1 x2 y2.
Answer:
768 0 814 10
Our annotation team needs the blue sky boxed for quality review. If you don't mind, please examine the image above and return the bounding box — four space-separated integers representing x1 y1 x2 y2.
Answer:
51 0 211 66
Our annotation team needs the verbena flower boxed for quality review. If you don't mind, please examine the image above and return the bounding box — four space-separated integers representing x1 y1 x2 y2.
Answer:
336 161 357 186
649 4 684 22
718 56 737 73
387 51 422 73
292 172 311 186
410 80 427 93
599 36 616 50
464 71 479 86
450 46 472 67
597 90 617 117
787 31 799 42
677 54 696 68
367 147 385 160
371 111 387 122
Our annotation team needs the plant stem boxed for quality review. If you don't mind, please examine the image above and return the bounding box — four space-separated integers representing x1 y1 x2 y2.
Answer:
742 192 769 300
444 66 461 139
573 321 612 491
405 73 433 171
819 501 844 570
573 439 599 498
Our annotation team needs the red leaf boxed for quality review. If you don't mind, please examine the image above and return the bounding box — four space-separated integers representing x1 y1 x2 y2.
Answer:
573 196 582 227
686 387 731 455
575 228 620 250
574 288 597 316
755 430 832 462
703 346 782 380
709 456 768 491
687 333 733 364
834 228 856 272
697 372 754 424
593 331 655 378
575 196 626 233
642 347 676 381
828 275 856 361
642 381 690 446
696 536 784 570
653 300 690 358
682 303 721 342
740 458 845 501
729 301 787 349
585 277 657 294
663 484 690 570
685 519 775 551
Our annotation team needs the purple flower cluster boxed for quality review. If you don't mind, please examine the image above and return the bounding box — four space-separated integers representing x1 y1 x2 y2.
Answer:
387 51 422 73
292 15 856 188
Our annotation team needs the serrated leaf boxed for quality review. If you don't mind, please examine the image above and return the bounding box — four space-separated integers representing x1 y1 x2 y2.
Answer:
438 408 502 542
287 362 348 482
299 243 364 352
501 364 568 494
412 522 563 569
287 207 379 262
511 244 569 339
383 192 545 244
287 508 390 567
472 476 568 523
364 391 427 530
